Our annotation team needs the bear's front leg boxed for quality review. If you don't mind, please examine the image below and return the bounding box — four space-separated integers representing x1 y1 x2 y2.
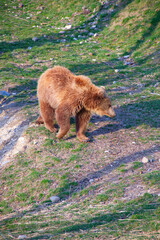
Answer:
56 104 70 139
75 108 91 142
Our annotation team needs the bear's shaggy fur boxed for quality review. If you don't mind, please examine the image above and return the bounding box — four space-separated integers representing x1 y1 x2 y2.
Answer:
36 66 115 142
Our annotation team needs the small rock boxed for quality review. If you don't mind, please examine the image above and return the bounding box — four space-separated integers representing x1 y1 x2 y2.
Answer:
92 59 96 62
28 47 32 50
44 35 47 38
50 196 60 203
65 24 72 30
115 69 119 73
89 179 94 183
59 31 65 34
123 55 130 59
89 32 94 36
33 140 38 145
142 157 149 163
60 39 66 42
154 82 159 87
32 37 38 42
18 235 27 239
90 25 96 29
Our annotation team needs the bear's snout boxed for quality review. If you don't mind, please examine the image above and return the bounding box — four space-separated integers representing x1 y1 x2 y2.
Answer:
107 107 116 118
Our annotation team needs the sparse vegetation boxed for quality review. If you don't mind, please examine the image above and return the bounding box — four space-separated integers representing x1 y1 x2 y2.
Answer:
0 0 160 239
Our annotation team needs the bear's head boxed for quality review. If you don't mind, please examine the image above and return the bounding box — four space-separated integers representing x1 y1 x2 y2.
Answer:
91 86 116 118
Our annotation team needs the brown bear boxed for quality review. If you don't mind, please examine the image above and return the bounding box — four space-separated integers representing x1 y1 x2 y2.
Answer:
36 66 115 142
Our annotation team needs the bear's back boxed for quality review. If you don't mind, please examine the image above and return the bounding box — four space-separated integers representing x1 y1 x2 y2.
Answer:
42 66 74 86
39 66 92 89
37 66 94 103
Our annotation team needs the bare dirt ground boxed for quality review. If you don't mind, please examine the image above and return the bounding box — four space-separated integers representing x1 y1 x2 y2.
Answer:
0 90 33 166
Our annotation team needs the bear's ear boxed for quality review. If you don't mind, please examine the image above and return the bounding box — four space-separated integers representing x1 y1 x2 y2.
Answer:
100 86 105 90
98 86 106 97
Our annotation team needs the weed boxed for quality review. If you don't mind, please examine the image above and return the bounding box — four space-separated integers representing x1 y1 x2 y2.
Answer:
143 171 160 186
67 154 80 163
40 179 52 188
132 161 143 169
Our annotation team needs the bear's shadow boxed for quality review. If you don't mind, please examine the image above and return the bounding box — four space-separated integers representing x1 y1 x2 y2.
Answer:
68 99 160 140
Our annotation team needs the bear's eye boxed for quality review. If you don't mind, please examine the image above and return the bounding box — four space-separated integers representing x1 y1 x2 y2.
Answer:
108 104 111 108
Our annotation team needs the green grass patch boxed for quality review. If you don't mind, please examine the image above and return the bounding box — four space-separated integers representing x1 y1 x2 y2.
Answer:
132 161 143 170
143 171 160 186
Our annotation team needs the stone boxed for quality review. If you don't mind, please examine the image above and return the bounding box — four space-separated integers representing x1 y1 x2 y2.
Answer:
142 157 149 163
65 25 72 30
123 55 130 59
154 82 159 87
90 25 96 29
105 150 109 153
89 179 94 183
18 235 26 239
32 37 38 42
50 196 60 203
115 69 119 73
28 47 32 50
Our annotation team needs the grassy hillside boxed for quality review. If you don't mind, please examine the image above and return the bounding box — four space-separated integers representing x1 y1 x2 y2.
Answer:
0 0 160 239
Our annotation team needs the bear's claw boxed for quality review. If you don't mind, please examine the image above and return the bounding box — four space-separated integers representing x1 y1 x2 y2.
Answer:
77 135 90 142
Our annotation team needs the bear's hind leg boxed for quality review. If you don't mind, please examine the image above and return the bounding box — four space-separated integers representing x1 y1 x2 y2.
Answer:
39 101 56 133
75 108 91 142
56 104 70 139
35 115 44 124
